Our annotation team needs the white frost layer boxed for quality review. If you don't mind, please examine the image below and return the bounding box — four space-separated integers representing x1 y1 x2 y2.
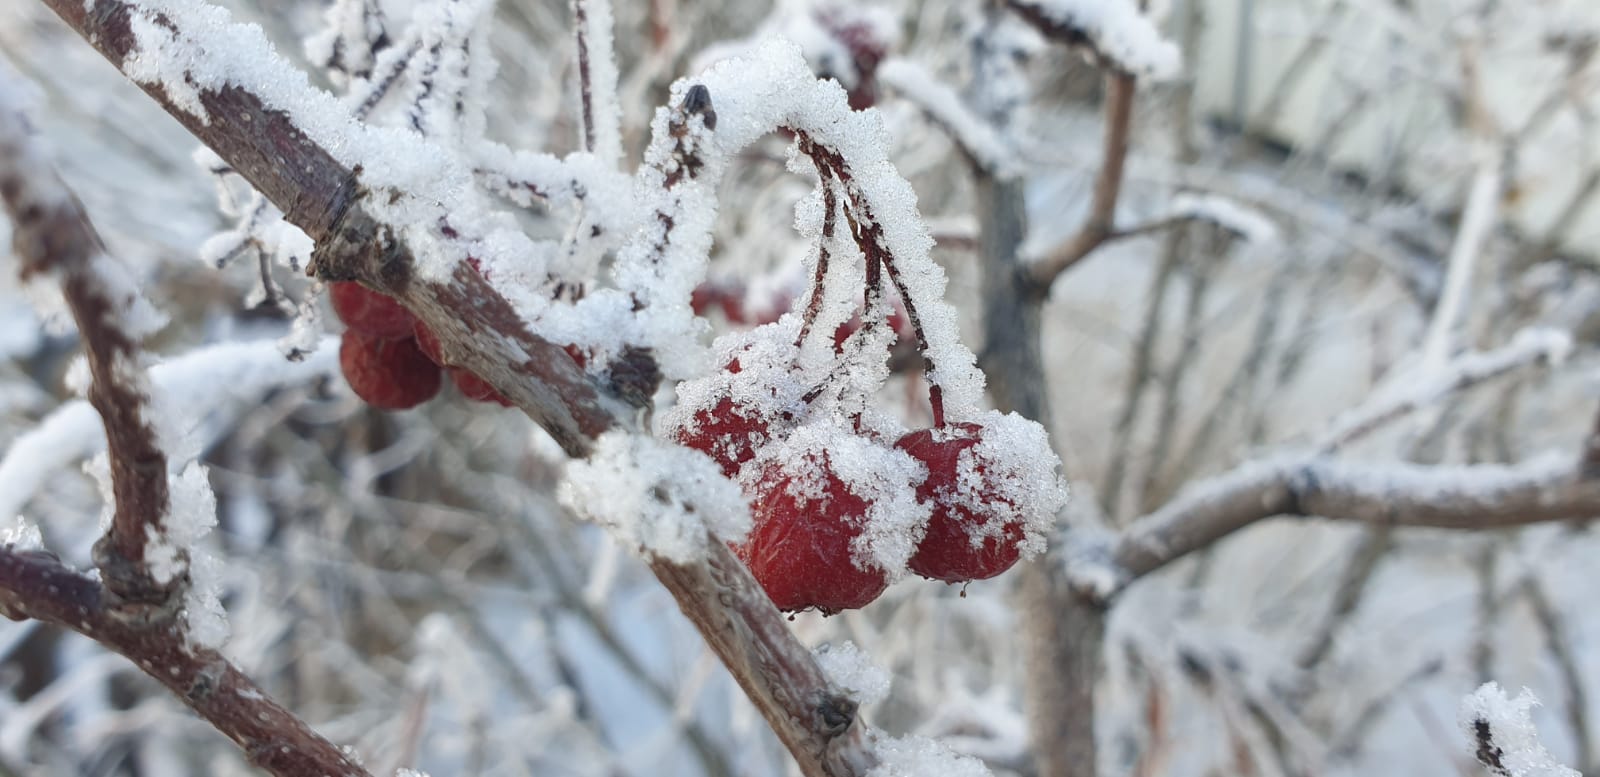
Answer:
646 40 987 415
559 431 752 564
878 58 1018 178
1169 192 1278 245
0 336 341 524
0 516 42 551
813 640 891 706
866 733 994 777
1459 683 1581 777
1024 0 1181 80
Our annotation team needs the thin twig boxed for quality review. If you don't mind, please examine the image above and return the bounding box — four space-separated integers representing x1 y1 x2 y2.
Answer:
1028 72 1137 288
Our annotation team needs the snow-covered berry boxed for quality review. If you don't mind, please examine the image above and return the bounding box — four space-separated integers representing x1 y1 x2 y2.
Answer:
896 421 1039 583
738 450 889 614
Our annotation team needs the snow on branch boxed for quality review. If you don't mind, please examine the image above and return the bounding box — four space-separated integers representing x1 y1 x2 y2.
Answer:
0 548 372 777
1461 683 1581 777
878 58 1018 178
1316 328 1572 452
1111 451 1600 588
1167 192 1280 245
0 337 341 526
0 69 176 604
572 0 624 166
998 0 1181 80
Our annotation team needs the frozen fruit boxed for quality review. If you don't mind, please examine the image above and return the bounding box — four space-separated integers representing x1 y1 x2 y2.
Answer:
896 423 1024 582
330 281 415 339
738 451 888 614
339 330 442 410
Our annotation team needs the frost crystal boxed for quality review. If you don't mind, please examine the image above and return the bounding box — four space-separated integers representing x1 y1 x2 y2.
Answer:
813 641 891 706
559 431 751 564
1460 683 1580 777
866 733 993 777
1023 0 1181 80
0 516 43 551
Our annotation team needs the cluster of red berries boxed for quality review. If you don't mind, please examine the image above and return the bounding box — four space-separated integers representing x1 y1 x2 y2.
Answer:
331 281 512 410
670 351 1036 615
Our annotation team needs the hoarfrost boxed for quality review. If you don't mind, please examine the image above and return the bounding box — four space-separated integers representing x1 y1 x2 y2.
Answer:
878 58 1018 178
1021 0 1181 80
1169 192 1278 245
559 431 751 564
0 516 42 551
813 641 891 706
1459 683 1580 777
866 733 993 777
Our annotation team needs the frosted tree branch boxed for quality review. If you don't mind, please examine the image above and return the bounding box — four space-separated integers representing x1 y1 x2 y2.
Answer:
1027 72 1137 289
1316 327 1572 453
877 58 1017 179
1111 452 1600 586
0 73 173 605
571 0 623 166
0 71 370 777
0 549 372 777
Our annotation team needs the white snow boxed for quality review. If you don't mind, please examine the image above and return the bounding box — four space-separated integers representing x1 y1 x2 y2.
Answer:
0 336 341 524
0 516 43 551
1017 0 1182 80
1459 683 1580 777
558 431 752 564
1168 192 1279 245
866 733 994 777
813 640 892 706
878 58 1019 178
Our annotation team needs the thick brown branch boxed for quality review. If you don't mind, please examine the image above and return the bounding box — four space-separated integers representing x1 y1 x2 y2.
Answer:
0 86 171 604
0 547 371 777
1113 454 1600 585
1028 72 1136 289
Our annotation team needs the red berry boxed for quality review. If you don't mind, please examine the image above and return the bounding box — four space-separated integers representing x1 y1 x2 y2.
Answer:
738 452 888 614
330 282 416 339
896 423 1024 582
339 330 442 410
451 368 513 406
671 396 772 479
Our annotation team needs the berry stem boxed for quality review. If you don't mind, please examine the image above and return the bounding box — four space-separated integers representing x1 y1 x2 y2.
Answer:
795 182 839 347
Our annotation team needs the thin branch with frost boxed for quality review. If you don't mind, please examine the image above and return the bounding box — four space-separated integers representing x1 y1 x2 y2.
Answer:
1420 140 1504 369
0 549 372 777
997 0 1180 80
1111 452 1600 588
0 337 341 524
0 72 368 777
1027 72 1138 289
1316 327 1572 453
877 58 1017 178
0 74 173 603
1461 683 1581 777
571 0 623 167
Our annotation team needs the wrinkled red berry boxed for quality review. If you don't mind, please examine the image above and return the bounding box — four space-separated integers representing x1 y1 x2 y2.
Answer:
339 330 442 410
738 452 888 614
451 368 513 406
330 282 416 339
896 423 1024 582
